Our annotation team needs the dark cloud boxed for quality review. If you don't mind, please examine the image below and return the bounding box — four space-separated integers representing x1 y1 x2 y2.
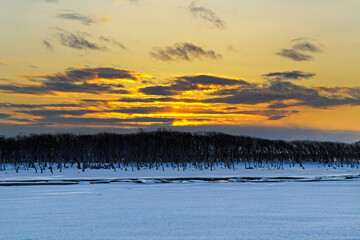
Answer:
55 29 106 51
317 87 360 99
277 49 312 61
43 0 58 3
232 109 297 118
172 108 297 120
0 113 11 119
205 89 289 105
0 67 138 95
112 107 171 114
268 115 286 121
8 118 33 123
38 116 173 126
0 83 127 95
277 39 322 61
208 88 243 96
17 107 171 118
150 42 222 62
65 67 137 81
42 40 54 51
57 11 95 25
115 97 198 103
205 80 360 109
267 102 289 109
0 85 52 95
179 75 249 86
18 109 96 117
281 96 360 109
140 75 248 96
345 87 360 98
140 86 178 96
262 71 316 81
188 2 226 29
45 82 127 94
292 41 321 53
0 102 81 109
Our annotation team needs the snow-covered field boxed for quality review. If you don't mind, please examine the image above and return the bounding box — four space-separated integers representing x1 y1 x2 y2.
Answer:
0 162 359 184
1 163 359 240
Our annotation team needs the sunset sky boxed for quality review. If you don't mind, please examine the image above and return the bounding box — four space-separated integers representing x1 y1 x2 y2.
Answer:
1 0 360 141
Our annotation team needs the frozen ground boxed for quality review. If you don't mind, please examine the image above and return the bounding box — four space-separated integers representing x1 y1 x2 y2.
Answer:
0 162 359 185
0 163 359 240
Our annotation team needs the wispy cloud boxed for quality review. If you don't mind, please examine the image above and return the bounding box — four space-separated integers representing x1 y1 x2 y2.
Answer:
292 41 321 53
42 40 54 51
45 29 125 51
55 29 107 51
99 36 126 49
57 11 114 25
277 39 322 61
188 2 225 29
150 42 222 62
57 11 95 25
277 49 312 61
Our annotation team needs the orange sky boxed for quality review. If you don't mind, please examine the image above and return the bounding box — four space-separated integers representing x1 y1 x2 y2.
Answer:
0 0 359 142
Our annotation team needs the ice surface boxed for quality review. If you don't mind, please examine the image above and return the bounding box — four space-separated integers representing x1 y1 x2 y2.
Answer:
0 163 359 240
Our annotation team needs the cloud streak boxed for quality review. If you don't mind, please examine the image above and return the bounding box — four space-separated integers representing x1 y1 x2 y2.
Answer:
140 75 248 96
55 29 107 51
99 36 126 49
42 40 54 51
150 42 222 62
57 11 114 25
57 11 95 25
262 71 316 81
188 2 226 29
277 39 322 61
37 116 174 126
206 79 360 109
0 67 140 95
45 29 125 51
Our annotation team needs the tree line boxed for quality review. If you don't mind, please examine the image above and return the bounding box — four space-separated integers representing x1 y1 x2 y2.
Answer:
0 129 359 172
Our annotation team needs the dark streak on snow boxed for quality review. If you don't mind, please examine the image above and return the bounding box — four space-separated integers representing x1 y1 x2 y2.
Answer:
1 174 359 186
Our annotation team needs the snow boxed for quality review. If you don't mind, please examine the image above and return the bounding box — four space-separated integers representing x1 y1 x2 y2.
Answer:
0 162 359 183
0 163 359 240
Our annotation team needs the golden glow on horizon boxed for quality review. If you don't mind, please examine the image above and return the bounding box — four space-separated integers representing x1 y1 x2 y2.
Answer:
0 0 359 139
